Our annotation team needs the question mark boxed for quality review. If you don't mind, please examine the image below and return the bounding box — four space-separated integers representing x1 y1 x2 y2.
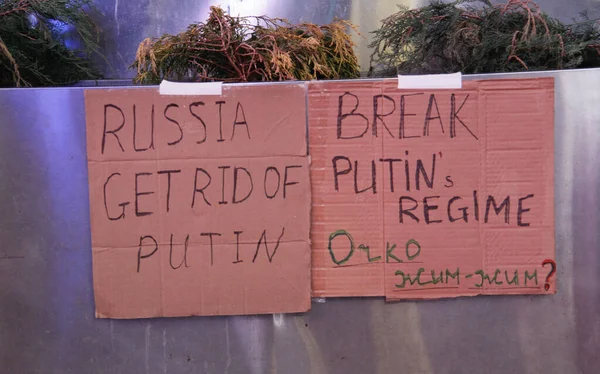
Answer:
542 259 556 291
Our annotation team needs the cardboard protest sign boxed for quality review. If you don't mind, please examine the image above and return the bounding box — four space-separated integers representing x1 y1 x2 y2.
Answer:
309 78 555 300
85 84 311 318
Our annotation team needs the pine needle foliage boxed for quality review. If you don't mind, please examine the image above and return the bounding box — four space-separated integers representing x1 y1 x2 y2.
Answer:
132 6 361 84
0 0 102 87
369 0 600 76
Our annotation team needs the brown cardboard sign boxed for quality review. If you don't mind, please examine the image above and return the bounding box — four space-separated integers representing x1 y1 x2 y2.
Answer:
85 84 311 318
309 78 555 300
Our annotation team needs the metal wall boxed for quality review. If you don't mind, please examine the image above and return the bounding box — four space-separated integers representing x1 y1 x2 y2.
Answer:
90 0 600 79
0 68 599 373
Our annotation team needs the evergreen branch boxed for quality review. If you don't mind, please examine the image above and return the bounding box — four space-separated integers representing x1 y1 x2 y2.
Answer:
0 1 31 17
369 0 600 76
0 35 27 86
131 6 360 84
0 0 102 87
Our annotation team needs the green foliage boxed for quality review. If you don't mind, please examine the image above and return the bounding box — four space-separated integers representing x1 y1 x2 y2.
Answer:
0 0 102 87
369 0 600 76
132 6 361 84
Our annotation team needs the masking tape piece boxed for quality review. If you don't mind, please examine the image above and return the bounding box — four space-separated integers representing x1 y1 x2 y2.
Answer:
159 80 223 96
397 72 462 89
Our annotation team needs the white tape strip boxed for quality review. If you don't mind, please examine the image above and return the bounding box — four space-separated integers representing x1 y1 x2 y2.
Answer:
159 80 223 95
397 72 462 89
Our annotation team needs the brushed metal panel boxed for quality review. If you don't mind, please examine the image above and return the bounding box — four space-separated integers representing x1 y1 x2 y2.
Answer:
0 69 598 373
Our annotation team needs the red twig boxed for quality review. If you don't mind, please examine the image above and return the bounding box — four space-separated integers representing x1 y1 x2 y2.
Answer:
508 54 529 69
498 0 551 41
0 0 30 17
462 13 483 21
556 34 565 57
